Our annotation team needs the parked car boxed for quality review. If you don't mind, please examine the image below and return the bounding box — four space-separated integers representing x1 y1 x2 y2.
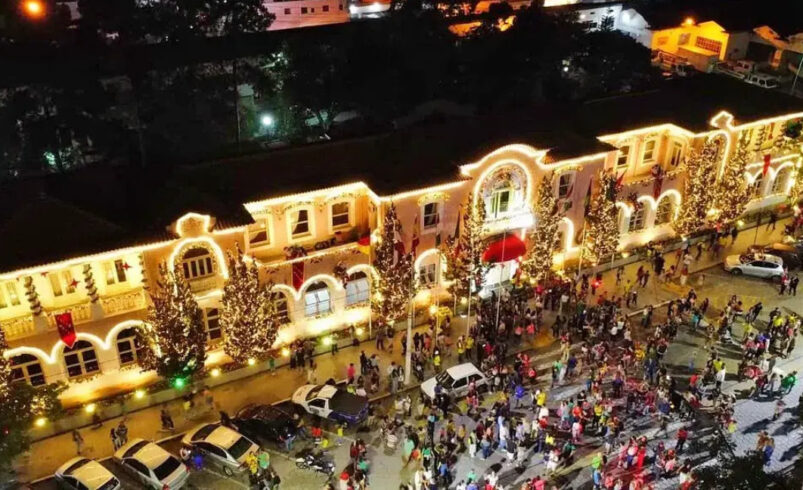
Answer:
182 423 259 476
747 243 802 270
291 384 369 425
234 404 297 446
55 457 121 490
724 253 784 280
744 72 780 89
113 439 189 490
421 363 489 400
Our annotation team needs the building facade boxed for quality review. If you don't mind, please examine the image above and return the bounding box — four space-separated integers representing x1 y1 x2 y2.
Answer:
1 78 802 406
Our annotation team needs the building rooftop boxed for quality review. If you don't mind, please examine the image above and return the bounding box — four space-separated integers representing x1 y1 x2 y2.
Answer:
635 0 803 35
0 74 801 273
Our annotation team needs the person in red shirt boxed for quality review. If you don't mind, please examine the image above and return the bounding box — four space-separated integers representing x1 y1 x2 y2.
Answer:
676 427 688 453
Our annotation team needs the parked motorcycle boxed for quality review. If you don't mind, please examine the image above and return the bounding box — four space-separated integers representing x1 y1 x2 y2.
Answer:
295 448 335 476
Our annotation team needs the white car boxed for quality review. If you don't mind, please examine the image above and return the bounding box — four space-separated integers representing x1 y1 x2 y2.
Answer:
114 439 189 490
421 363 488 400
182 423 259 476
55 457 121 490
724 253 784 280
291 384 369 425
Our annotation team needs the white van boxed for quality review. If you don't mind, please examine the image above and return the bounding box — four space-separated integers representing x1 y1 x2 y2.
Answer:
421 363 488 400
744 73 780 89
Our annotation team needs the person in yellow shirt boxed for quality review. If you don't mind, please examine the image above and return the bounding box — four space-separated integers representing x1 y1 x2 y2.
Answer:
537 390 547 408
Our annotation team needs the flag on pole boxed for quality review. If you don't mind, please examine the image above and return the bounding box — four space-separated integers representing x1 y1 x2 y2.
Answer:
411 215 420 257
763 154 772 177
394 227 406 258
357 234 371 254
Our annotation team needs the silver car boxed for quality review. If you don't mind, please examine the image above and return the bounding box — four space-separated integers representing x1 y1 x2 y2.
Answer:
55 457 121 490
724 253 784 280
113 439 189 490
182 423 259 477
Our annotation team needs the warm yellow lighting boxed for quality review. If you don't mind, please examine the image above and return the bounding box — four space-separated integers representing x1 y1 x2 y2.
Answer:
706 208 719 216
373 292 384 302
529 278 536 285
737 219 745 227
34 417 47 428
281 347 291 357
22 0 45 18
247 358 256 366
460 297 468 305
683 17 695 26
622 252 630 258
322 336 332 346
211 368 221 377
84 403 96 414
355 327 364 336
134 389 145 400
428 304 438 315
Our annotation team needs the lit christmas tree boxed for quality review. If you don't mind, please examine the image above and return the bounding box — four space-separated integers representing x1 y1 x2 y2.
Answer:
371 203 416 328
584 171 619 263
220 246 280 364
441 194 488 298
522 175 561 283
712 134 751 227
674 139 719 236
137 264 207 383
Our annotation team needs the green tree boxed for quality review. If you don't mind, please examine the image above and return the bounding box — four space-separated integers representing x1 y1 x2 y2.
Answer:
220 246 280 364
674 139 720 236
712 134 751 227
441 194 488 300
694 452 792 489
584 171 619 263
570 29 655 97
522 175 561 283
137 264 206 382
371 203 416 328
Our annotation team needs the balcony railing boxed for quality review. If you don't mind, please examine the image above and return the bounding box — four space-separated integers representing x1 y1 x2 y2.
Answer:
101 289 147 316
0 315 35 341
188 276 218 293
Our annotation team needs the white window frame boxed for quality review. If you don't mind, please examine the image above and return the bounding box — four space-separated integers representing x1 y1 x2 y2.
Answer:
203 308 222 342
287 206 314 242
422 202 440 232
304 283 331 317
49 270 77 297
418 263 438 288
628 206 646 232
0 281 21 309
345 274 370 306
116 328 142 367
772 168 791 194
655 198 674 225
272 292 291 324
669 141 684 167
181 247 215 280
329 200 353 232
752 174 765 198
489 187 512 218
616 145 630 169
63 341 100 379
10 354 45 386
247 216 273 249
557 172 575 200
103 259 128 286
642 139 657 164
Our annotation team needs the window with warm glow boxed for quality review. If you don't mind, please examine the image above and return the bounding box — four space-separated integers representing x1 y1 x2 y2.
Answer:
642 139 657 163
419 263 437 287
204 308 222 341
0 282 21 309
752 175 764 198
346 272 370 305
617 146 630 168
331 202 350 229
773 168 791 194
304 282 331 317
655 198 674 225
116 328 145 366
63 341 100 378
271 292 290 324
557 173 574 199
669 142 684 166
423 202 440 229
104 260 128 285
49 270 77 297
628 206 645 232
291 209 311 238
489 187 511 218
248 219 271 247
10 354 45 386
182 247 215 280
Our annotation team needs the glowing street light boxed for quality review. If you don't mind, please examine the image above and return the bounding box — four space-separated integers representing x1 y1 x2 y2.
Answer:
260 113 274 127
22 0 45 18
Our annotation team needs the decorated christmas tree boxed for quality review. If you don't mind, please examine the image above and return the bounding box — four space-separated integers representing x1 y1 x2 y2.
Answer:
220 246 280 364
584 171 619 263
441 194 488 299
0 327 64 470
137 264 207 383
521 175 561 283
712 134 751 227
371 203 416 328
674 139 719 236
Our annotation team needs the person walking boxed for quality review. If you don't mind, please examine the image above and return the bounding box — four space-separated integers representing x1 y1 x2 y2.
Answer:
72 429 84 455
676 427 688 454
115 420 129 448
160 407 175 432
110 426 120 451
763 438 775 467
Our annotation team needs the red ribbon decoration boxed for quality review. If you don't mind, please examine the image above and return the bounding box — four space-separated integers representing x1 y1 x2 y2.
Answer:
763 154 771 177
55 312 77 349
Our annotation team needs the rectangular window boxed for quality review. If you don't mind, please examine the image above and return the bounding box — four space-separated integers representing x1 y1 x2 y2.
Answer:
273 293 290 324
204 308 222 341
339 3 343 9
104 260 128 285
678 32 690 45
301 7 308 13
49 271 76 297
628 208 645 232
694 36 722 54
0 282 21 309
248 220 270 248
331 202 350 229
291 209 311 238
346 278 370 305
323 5 329 11
656 36 668 46
423 203 440 229
558 174 574 199
419 263 437 286
490 189 511 217
669 142 683 166
284 7 291 14
49 273 63 297
752 175 764 198
642 139 656 163
181 249 214 280
617 146 630 168
304 288 331 317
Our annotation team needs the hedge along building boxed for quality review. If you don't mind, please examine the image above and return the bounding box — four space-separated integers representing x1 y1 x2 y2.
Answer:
0 75 802 407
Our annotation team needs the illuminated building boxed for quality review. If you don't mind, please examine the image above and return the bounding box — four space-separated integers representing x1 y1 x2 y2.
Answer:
0 76 801 405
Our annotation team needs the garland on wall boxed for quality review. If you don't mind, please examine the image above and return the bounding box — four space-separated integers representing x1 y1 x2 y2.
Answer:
82 264 99 303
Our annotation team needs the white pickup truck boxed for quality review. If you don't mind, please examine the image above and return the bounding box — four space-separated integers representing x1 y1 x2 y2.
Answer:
291 384 369 425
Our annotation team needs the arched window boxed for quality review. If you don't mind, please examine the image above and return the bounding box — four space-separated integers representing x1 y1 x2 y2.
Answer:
181 247 214 280
116 328 145 367
618 207 629 233
655 198 675 225
752 174 765 198
773 168 792 194
628 206 646 232
346 272 370 306
304 282 331 317
271 292 290 324
10 354 45 386
63 340 100 378
489 184 512 218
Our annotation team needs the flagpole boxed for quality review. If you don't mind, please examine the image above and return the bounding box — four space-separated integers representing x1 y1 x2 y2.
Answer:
368 239 373 339
404 262 415 385
494 221 508 329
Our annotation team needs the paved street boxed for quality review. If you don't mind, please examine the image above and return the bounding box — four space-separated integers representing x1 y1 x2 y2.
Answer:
19 218 803 489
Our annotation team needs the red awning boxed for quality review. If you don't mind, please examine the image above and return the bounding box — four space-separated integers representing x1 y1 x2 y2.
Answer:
482 233 527 263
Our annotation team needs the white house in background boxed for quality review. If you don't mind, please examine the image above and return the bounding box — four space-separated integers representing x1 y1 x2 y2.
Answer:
264 0 350 30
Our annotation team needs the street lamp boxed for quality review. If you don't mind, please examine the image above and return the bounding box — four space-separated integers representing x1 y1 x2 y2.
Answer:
21 0 45 19
260 113 274 128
